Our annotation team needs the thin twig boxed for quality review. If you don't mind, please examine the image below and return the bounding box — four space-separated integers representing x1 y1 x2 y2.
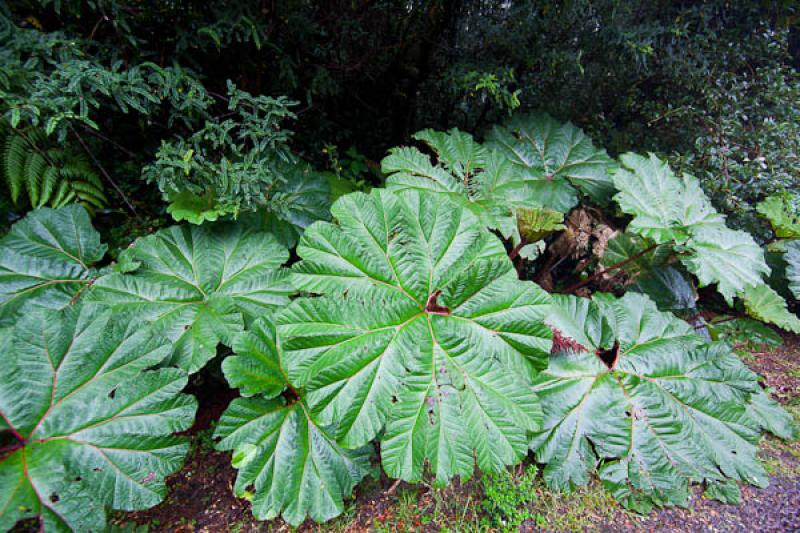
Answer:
69 124 141 220
79 124 137 158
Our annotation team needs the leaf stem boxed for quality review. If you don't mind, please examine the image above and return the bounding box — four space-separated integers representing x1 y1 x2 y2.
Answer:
562 243 659 294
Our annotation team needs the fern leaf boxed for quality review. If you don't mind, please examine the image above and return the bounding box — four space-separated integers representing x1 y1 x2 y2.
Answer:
23 151 48 206
3 135 28 203
39 166 60 206
51 179 73 207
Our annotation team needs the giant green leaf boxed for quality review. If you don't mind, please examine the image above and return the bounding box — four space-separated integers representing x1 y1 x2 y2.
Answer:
89 222 293 373
216 316 372 527
679 226 769 305
215 397 372 527
756 192 800 239
284 189 552 484
487 112 617 210
0 205 106 326
383 129 533 242
743 284 800 334
613 153 724 244
786 240 800 300
532 292 791 512
0 305 197 532
612 153 769 305
241 158 332 248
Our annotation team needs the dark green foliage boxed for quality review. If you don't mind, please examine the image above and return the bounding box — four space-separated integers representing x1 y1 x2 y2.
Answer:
141 82 298 224
1 124 106 208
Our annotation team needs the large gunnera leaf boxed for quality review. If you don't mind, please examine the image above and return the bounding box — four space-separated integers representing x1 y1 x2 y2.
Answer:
215 317 372 527
532 292 794 512
383 128 534 242
241 158 332 248
0 304 197 532
786 240 800 300
0 205 106 326
742 284 800 334
89 222 293 373
757 192 800 239
285 189 552 484
612 153 769 305
486 112 617 211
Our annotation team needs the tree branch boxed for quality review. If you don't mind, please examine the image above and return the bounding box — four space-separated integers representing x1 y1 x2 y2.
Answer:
69 124 141 220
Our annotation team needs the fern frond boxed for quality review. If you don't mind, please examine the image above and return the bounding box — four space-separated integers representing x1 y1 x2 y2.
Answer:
24 151 47 206
51 179 75 207
3 134 28 203
0 125 107 211
40 166 60 206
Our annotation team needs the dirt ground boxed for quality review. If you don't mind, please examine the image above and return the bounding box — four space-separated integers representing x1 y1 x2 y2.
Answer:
112 333 800 533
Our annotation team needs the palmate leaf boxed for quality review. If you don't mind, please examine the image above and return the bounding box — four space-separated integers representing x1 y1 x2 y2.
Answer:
0 304 197 532
743 284 800 334
612 153 769 305
709 318 783 348
757 192 800 239
284 189 552 484
486 112 617 211
0 205 106 326
532 292 792 512
215 316 372 527
89 222 293 373
240 158 332 248
383 129 536 242
613 153 724 244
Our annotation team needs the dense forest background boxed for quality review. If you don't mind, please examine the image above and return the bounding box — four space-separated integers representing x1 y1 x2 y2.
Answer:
2 0 800 240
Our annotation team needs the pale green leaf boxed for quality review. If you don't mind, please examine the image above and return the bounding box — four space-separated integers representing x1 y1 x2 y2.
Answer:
613 153 724 243
214 397 372 527
284 189 551 484
680 226 769 305
384 130 536 242
0 305 197 532
0 205 106 326
89 222 293 373
756 193 800 239
743 284 800 334
166 191 238 224
487 112 617 209
532 292 789 512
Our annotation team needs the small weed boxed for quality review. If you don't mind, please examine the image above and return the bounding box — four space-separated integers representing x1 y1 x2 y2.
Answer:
480 463 538 532
760 434 800 477
193 426 216 453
